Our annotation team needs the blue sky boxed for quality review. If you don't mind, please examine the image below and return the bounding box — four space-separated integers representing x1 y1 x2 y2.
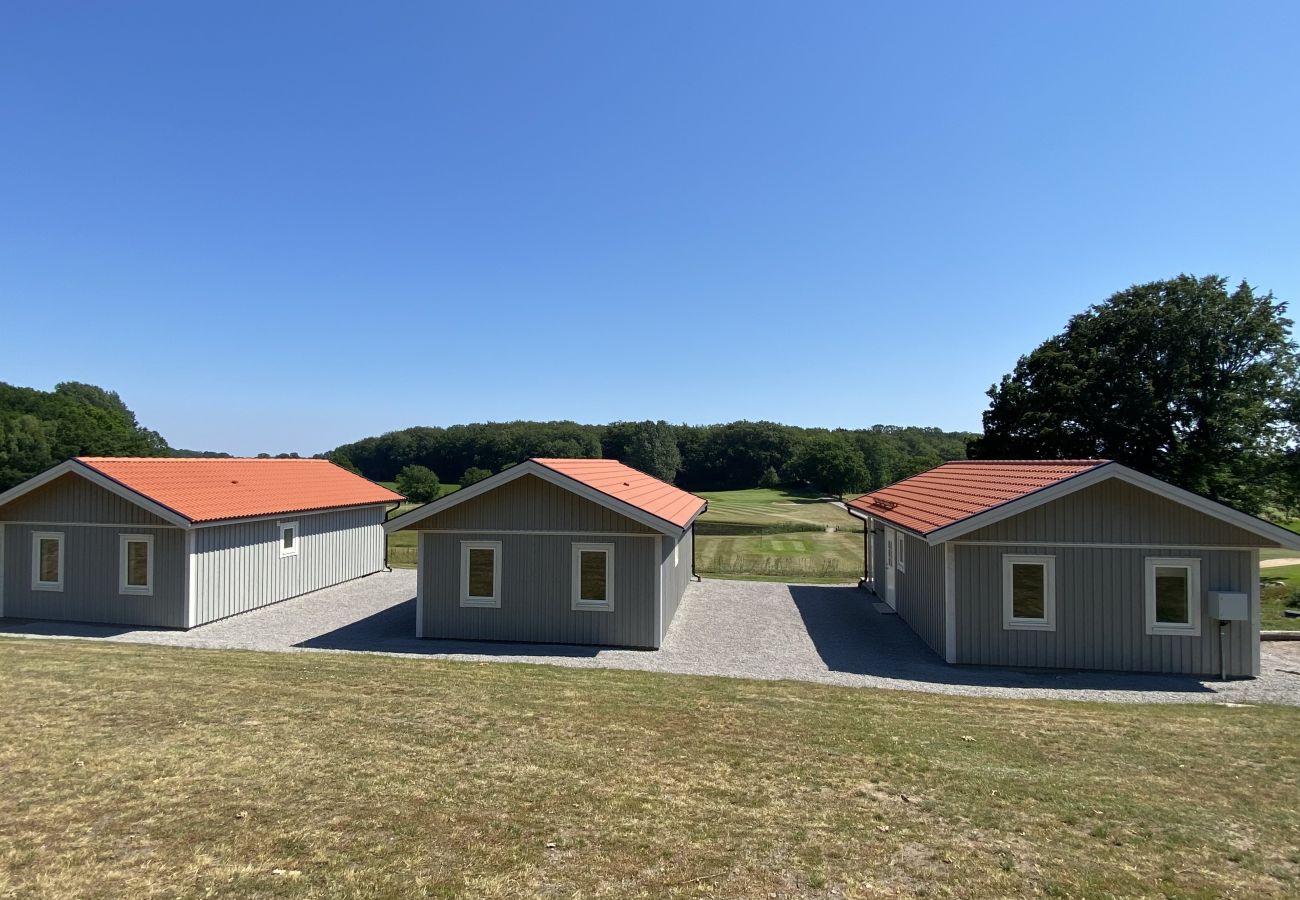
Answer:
2 2 1298 456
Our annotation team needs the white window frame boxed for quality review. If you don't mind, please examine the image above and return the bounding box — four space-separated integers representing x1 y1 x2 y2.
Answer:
459 540 502 608
279 521 299 559
1145 557 1201 637
895 529 905 573
31 531 64 592
119 533 155 596
572 542 614 611
1001 554 1056 631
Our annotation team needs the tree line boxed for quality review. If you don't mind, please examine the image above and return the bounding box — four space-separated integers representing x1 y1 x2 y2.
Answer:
328 421 974 498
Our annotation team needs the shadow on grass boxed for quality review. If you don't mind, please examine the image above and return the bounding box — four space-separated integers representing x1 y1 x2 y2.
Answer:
296 598 603 658
786 585 1215 694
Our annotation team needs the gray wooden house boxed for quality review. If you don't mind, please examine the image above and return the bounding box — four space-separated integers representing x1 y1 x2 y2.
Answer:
0 456 402 628
385 458 706 648
846 459 1300 677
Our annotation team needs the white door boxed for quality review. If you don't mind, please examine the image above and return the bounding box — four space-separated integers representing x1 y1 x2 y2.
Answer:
884 528 897 609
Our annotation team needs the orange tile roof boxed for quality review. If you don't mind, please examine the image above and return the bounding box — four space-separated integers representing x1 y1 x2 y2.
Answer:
846 459 1110 535
532 458 706 529
75 457 403 524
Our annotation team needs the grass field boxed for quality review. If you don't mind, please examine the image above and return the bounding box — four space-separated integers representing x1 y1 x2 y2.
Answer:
1259 562 1300 631
694 488 863 583
383 484 458 568
1 639 1296 898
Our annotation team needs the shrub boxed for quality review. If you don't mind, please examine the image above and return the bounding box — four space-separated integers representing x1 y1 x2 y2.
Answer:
395 465 441 503
461 466 493 487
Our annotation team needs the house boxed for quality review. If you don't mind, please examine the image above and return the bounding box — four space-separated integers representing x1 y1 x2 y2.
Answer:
0 457 403 628
845 459 1300 677
385 458 706 648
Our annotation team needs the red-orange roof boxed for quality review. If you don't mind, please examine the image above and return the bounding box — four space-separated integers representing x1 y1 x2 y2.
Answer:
75 457 403 524
846 459 1110 535
532 458 706 529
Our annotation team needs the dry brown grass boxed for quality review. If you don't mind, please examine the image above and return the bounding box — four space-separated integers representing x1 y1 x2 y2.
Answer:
1 638 1297 898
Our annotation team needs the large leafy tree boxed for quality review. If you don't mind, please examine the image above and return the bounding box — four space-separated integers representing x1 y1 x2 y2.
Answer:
968 275 1299 512
790 435 870 498
602 420 682 483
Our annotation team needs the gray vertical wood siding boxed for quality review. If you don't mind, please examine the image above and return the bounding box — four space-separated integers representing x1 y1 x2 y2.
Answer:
0 473 173 526
407 474 674 648
659 526 694 641
894 531 946 658
954 544 1256 675
419 531 659 647
192 505 386 626
2 523 185 626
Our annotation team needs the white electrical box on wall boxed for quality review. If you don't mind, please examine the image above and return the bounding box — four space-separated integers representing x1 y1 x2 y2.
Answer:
1207 591 1248 621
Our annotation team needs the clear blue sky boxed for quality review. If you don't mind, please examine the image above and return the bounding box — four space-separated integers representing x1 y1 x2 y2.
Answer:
2 2 1297 456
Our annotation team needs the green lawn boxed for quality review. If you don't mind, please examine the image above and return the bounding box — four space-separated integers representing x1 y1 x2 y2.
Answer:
0 639 1296 898
1259 562 1300 631
695 488 863 583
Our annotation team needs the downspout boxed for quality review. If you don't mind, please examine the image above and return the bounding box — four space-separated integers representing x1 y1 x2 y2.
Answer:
691 501 706 582
382 500 403 572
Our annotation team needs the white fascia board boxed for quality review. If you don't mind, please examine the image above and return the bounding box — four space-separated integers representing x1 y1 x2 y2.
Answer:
384 460 685 537
0 460 192 528
923 462 1300 550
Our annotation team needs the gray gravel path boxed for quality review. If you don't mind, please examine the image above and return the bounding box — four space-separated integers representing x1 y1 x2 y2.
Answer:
3 571 1297 705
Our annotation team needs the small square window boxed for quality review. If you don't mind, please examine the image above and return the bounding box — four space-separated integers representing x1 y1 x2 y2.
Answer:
460 541 501 607
572 542 613 611
32 531 64 592
279 522 299 558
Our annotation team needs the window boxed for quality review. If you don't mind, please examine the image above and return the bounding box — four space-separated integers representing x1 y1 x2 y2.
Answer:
886 532 894 568
896 530 905 573
572 542 613 611
31 531 64 591
1145 558 1201 636
119 534 154 596
460 541 501 607
279 521 299 559
1001 554 1056 631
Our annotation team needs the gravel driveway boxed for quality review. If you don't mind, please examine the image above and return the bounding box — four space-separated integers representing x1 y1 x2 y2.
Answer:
3 570 1298 705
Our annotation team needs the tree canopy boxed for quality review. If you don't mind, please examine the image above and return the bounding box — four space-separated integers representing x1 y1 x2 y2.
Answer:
395 465 441 503
0 382 171 490
968 275 1299 512
330 421 972 493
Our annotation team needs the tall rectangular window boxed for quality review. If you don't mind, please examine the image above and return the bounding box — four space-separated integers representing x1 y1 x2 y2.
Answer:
32 531 64 592
460 541 501 607
119 534 154 596
279 521 299 559
1145 558 1201 636
1001 554 1056 631
572 542 613 611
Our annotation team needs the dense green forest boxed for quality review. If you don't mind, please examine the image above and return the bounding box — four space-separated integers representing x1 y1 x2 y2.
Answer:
0 382 173 490
327 420 974 494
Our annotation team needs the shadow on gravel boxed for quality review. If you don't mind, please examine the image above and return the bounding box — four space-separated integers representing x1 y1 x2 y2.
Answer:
296 598 602 658
0 618 156 639
787 585 1214 694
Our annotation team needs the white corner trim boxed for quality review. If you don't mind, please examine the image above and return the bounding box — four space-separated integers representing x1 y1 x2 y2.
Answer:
0 523 6 617
383 460 689 538
654 536 665 647
1000 553 1056 631
185 529 197 628
571 541 614 611
118 533 155 596
31 530 64 592
943 543 956 663
459 540 502 608
1144 556 1202 637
